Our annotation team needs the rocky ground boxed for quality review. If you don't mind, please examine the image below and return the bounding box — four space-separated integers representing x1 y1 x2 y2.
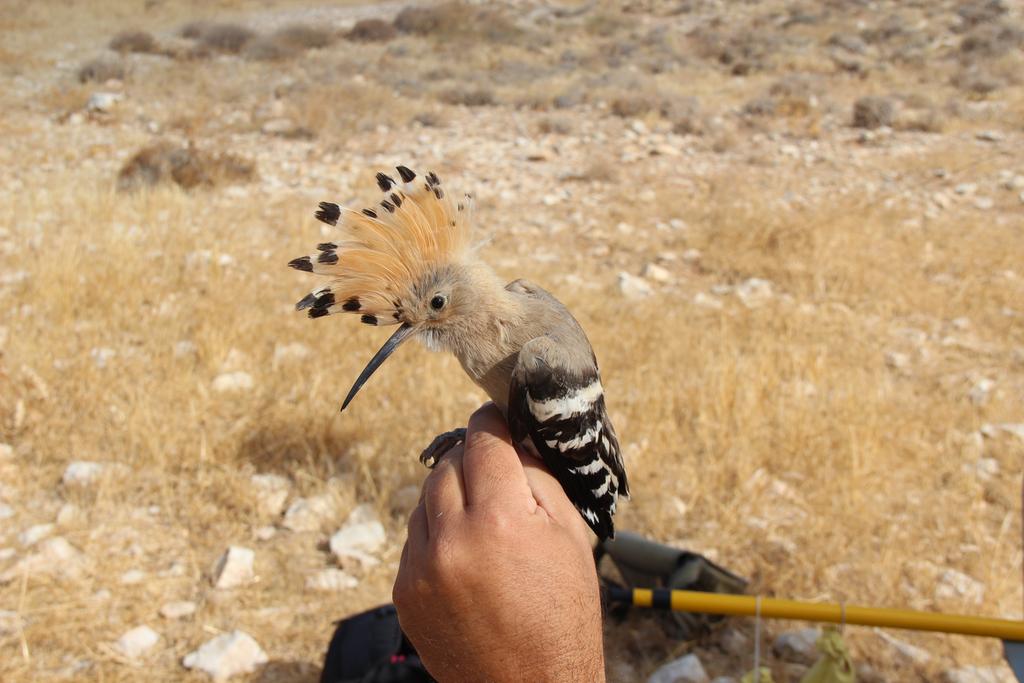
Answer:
0 0 1022 681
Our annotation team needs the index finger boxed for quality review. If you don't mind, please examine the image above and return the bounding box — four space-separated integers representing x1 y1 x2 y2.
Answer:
461 403 532 508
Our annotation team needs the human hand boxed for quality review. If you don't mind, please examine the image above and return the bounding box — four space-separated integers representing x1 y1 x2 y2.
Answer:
393 404 605 683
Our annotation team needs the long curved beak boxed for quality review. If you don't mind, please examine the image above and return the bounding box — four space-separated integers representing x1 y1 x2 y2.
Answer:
341 322 417 412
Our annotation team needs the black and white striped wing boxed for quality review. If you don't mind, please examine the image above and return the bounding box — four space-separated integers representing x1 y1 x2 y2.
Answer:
507 337 629 540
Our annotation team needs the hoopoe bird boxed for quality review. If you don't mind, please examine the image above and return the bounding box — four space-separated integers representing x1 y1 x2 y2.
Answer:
288 166 629 539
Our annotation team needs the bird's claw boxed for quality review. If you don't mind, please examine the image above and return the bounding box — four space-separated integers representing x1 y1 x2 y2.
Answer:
419 428 467 469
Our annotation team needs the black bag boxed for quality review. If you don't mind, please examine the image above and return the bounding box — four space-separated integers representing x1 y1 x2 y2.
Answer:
320 605 434 683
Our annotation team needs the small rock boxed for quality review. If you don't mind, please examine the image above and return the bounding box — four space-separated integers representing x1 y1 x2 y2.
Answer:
306 568 358 591
174 340 197 357
212 371 254 393
56 503 80 525
0 504 13 521
19 523 54 546
875 629 932 664
968 378 995 405
943 665 1009 683
115 625 160 659
282 494 336 532
87 91 123 113
261 118 297 135
772 627 821 664
91 347 116 368
120 568 146 584
711 679 738 683
1003 175 1024 191
735 278 773 308
885 351 910 369
973 197 994 210
249 473 290 518
182 630 268 680
272 342 310 365
974 457 999 481
62 461 105 486
212 546 255 589
682 248 701 262
643 263 672 284
936 568 984 603
975 130 1003 142
330 504 386 566
647 653 708 683
159 600 197 619
982 423 1024 441
955 183 977 196
720 628 749 656
0 536 87 583
852 96 893 129
693 292 723 310
0 443 12 460
618 272 653 299
254 525 276 541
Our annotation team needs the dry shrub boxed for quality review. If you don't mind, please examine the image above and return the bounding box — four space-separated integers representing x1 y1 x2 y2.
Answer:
537 116 572 135
440 87 495 107
411 111 445 127
196 23 255 53
610 95 657 118
243 36 301 62
953 67 1005 95
273 24 335 50
852 96 894 129
959 22 1024 60
179 20 210 39
347 18 397 43
393 3 521 43
695 29 779 75
281 81 405 137
109 30 159 54
117 142 255 192
393 4 462 35
956 0 1007 30
585 11 632 37
77 57 125 83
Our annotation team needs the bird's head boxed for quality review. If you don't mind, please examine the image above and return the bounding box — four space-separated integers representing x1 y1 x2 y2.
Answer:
288 166 482 410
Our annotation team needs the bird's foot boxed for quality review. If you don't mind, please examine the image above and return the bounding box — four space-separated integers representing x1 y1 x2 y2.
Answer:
419 428 467 469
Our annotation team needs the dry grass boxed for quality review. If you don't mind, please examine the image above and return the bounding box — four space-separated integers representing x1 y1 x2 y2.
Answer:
1 0 1023 681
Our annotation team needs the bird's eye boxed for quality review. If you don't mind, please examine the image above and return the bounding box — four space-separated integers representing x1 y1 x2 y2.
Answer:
430 295 447 311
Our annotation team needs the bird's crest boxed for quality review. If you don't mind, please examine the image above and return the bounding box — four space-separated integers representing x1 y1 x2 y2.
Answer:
288 166 474 325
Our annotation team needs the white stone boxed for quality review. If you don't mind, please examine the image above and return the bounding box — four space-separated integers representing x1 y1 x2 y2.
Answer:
693 292 723 310
955 183 977 196
772 627 820 664
735 278 773 307
18 523 54 546
643 263 672 283
647 653 708 683
272 342 311 365
115 625 160 659
936 568 984 604
212 372 254 393
262 118 296 135
160 600 197 620
968 378 995 405
91 347 116 368
875 629 931 664
973 457 999 481
306 568 358 592
254 525 276 541
56 503 79 525
618 272 652 298
62 461 104 486
250 474 290 518
0 536 86 583
682 248 701 262
120 569 146 584
182 630 268 680
0 443 12 459
330 504 386 566
982 423 1024 441
212 546 255 589
973 197 994 210
174 340 197 357
282 495 336 532
0 504 12 521
943 666 1010 683
0 548 16 561
87 91 123 113
885 351 910 369
975 130 1003 142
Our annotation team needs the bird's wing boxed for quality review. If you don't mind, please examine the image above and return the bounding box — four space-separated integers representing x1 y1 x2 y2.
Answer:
508 336 629 540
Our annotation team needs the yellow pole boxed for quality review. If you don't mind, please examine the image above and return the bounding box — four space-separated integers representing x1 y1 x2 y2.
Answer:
626 589 1024 641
